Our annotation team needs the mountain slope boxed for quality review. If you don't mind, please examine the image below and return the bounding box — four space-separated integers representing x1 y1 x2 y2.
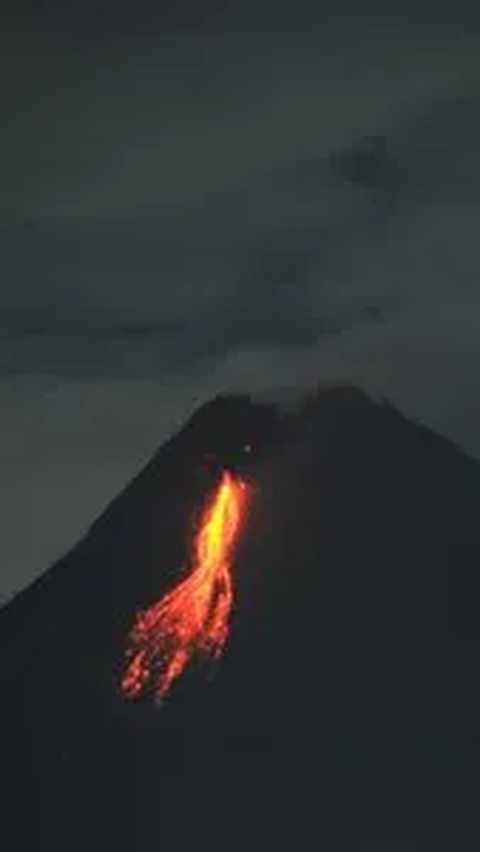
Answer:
2 386 480 851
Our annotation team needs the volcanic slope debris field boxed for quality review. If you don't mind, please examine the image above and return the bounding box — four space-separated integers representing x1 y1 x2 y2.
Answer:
1 386 480 851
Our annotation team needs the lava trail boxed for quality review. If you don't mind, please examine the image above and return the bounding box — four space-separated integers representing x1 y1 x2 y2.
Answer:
120 471 249 703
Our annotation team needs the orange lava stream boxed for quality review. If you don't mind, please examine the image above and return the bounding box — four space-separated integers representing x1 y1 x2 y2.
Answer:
121 471 249 703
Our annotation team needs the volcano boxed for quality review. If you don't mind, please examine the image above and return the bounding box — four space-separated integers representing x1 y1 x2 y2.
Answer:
2 386 480 851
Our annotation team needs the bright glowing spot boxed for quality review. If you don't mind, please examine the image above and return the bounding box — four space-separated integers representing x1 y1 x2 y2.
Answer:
120 471 249 703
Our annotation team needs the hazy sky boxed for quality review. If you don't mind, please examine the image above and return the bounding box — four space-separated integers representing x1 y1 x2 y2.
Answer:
2 0 480 598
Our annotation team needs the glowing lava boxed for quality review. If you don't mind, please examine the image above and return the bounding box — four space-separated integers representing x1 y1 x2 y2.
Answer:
121 471 249 703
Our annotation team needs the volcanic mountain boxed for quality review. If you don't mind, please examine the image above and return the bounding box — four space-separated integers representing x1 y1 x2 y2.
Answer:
2 386 480 851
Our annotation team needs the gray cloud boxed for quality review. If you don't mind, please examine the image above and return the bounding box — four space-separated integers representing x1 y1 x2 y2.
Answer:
2 5 480 596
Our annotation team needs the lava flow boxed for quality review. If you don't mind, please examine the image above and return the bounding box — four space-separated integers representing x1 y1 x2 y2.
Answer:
120 470 249 703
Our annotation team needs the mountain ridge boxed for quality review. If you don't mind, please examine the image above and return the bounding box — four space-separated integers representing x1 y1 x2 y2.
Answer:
2 383 480 850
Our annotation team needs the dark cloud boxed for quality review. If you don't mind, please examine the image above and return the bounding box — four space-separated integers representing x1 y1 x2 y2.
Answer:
330 135 399 189
2 3 480 594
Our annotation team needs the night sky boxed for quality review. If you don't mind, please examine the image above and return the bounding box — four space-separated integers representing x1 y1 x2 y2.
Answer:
2 0 480 598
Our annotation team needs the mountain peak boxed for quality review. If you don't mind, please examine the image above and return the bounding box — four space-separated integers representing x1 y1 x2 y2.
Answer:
3 383 480 850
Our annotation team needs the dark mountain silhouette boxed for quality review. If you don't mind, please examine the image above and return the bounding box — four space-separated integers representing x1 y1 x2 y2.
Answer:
2 385 480 851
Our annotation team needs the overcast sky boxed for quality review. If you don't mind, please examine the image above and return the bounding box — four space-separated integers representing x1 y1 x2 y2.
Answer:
2 0 480 598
